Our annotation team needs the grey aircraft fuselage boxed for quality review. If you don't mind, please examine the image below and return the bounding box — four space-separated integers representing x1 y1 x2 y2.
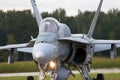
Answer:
32 17 72 64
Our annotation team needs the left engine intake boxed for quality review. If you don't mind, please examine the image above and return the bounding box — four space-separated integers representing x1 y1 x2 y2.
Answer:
69 48 87 65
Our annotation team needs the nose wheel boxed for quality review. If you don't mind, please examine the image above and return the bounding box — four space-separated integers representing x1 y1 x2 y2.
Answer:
27 76 34 80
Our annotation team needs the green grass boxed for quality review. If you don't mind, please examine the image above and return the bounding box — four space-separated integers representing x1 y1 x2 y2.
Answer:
0 61 39 73
91 57 120 69
0 76 28 80
0 73 120 80
0 57 120 73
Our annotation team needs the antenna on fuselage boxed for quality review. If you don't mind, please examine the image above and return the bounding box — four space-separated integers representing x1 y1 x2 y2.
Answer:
30 0 42 27
87 0 103 38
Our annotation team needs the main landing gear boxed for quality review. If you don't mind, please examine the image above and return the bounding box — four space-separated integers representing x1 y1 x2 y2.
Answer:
78 65 104 80
94 74 104 80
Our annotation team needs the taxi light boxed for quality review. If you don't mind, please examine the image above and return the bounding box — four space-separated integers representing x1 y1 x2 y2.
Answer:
49 61 56 69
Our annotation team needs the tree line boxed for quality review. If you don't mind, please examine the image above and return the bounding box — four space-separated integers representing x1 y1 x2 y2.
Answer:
0 8 120 62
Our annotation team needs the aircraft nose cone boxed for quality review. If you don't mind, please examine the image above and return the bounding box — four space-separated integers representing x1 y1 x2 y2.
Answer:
32 43 59 64
34 51 44 60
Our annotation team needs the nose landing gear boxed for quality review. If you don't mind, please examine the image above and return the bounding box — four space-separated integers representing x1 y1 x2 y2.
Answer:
27 76 34 80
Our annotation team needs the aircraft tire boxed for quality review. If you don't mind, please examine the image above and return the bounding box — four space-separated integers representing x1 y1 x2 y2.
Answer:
27 76 34 80
93 78 96 80
96 74 104 80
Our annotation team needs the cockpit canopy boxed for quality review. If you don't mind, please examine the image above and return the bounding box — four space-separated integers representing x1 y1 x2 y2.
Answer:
40 19 59 33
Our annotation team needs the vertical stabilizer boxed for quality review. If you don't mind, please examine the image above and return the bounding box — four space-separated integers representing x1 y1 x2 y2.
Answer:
87 0 103 38
31 0 42 27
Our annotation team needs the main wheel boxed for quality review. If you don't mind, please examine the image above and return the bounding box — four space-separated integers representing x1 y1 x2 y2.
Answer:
27 76 34 80
93 78 96 80
96 74 104 80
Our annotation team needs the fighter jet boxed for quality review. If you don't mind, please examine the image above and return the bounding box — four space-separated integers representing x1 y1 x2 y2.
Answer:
0 0 120 80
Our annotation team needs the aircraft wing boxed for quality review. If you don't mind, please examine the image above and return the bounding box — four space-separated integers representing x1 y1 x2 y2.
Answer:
59 37 120 52
92 39 120 52
0 43 28 50
0 39 35 53
17 47 33 53
92 39 120 44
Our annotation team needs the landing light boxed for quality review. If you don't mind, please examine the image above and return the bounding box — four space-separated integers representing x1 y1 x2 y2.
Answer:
49 61 56 70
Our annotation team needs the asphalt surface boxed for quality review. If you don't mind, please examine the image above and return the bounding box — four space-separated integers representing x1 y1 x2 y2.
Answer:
0 68 120 77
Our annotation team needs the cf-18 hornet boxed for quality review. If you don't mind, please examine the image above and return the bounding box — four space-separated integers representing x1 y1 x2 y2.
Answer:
0 0 120 80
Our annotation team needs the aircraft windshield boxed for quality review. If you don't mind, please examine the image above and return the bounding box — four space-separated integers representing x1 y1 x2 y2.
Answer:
40 20 59 33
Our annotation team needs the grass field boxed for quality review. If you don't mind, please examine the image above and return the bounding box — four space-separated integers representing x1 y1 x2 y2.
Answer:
0 57 120 73
0 61 39 73
0 73 120 80
91 57 120 69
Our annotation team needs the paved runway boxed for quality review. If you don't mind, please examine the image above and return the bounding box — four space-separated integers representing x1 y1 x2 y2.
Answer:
0 68 120 77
